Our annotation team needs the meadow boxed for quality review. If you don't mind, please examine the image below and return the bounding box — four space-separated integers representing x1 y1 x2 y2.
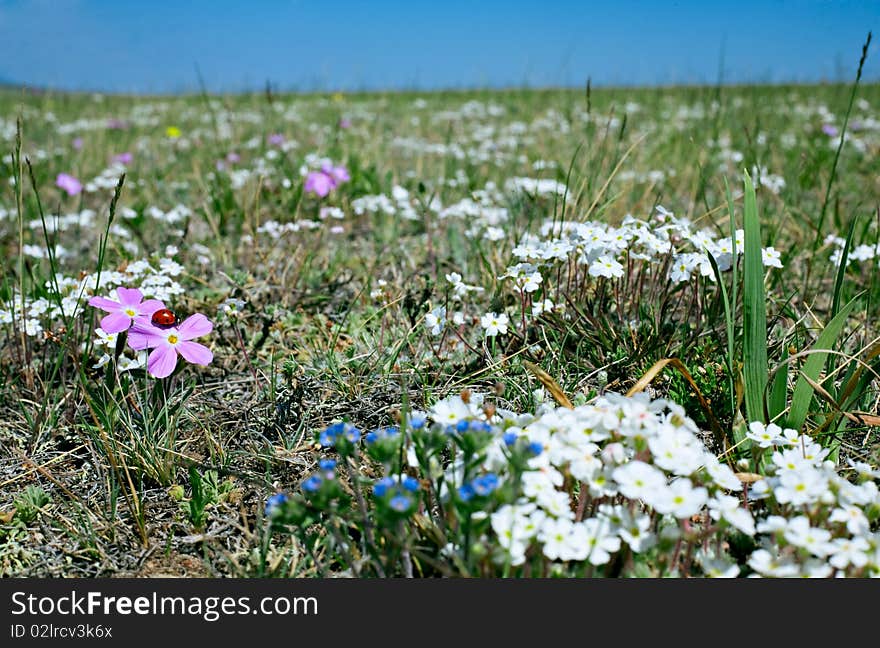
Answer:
2 75 880 578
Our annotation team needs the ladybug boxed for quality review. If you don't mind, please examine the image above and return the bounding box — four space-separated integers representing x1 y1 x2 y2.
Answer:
151 308 178 328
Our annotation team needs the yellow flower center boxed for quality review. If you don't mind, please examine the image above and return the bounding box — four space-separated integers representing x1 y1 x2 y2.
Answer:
125 308 136 317
167 334 179 345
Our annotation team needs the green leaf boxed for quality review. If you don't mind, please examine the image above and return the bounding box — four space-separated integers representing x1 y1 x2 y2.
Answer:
786 295 861 432
742 171 768 424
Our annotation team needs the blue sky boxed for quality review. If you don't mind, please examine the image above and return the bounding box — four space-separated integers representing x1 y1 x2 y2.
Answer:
0 0 878 93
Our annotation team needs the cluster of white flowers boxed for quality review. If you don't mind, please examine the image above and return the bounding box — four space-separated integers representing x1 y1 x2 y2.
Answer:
744 421 880 577
1 257 186 341
255 219 322 239
504 176 568 197
351 185 442 221
419 391 878 577
826 233 880 269
506 205 783 286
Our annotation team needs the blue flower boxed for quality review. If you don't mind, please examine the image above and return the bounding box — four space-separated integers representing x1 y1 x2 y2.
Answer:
503 432 518 446
319 422 345 446
319 430 336 447
319 421 356 447
455 419 470 433
458 483 475 502
301 475 323 493
409 414 427 430
472 473 500 496
527 441 544 456
402 476 420 492
319 459 337 472
468 420 492 433
264 492 287 517
365 426 399 445
344 425 362 443
373 476 394 497
389 494 413 512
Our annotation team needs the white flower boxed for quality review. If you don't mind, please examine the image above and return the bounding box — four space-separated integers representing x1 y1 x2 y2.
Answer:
93 353 111 369
746 421 786 448
773 468 828 506
783 516 835 558
829 505 870 536
95 327 118 349
748 548 799 577
756 515 789 535
429 396 473 426
696 549 741 578
846 459 880 480
653 478 707 519
480 312 509 337
25 319 42 336
617 511 656 552
708 494 755 536
531 299 555 316
519 272 542 293
579 518 621 565
761 247 783 268
829 537 870 570
703 455 742 491
424 306 446 336
490 503 534 565
118 351 147 372
588 255 624 279
539 517 575 561
612 461 666 501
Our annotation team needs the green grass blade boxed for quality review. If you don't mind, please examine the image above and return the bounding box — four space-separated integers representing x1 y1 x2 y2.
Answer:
768 358 788 422
742 171 768 424
707 251 736 426
786 294 861 433
831 216 857 321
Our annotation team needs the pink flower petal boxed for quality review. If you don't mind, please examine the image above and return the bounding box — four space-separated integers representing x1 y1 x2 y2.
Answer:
147 345 178 378
116 287 144 306
100 311 133 334
128 322 167 350
177 341 213 366
138 299 166 316
88 296 122 312
177 313 213 340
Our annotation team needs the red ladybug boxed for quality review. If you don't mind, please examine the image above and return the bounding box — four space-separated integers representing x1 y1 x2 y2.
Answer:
151 308 177 328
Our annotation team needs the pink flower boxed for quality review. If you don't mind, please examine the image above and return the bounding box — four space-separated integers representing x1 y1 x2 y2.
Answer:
128 314 213 378
88 287 166 334
304 163 350 198
72 137 84 150
324 163 350 184
56 173 82 196
304 170 335 197
267 133 285 146
337 118 352 129
113 152 133 165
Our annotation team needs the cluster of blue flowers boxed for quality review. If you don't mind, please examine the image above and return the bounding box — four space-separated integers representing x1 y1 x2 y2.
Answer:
503 432 543 456
264 492 288 517
365 426 399 444
302 459 338 492
373 475 420 513
458 473 501 502
319 421 361 447
450 419 492 435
